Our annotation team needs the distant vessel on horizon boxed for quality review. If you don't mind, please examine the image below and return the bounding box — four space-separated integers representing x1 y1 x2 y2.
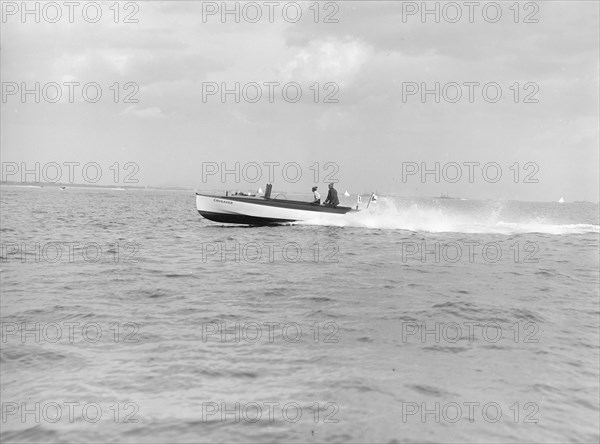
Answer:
558 197 565 203
436 192 458 200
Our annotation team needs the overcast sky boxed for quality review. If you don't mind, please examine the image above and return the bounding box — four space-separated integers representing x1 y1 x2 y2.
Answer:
1 1 598 201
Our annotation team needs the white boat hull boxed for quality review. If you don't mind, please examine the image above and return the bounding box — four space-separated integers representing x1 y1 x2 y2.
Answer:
196 193 356 225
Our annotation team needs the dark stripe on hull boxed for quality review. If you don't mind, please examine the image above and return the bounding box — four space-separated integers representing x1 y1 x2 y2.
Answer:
198 211 296 226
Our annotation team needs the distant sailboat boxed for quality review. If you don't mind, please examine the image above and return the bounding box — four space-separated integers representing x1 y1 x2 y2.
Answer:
344 190 350 196
258 187 263 194
558 197 565 203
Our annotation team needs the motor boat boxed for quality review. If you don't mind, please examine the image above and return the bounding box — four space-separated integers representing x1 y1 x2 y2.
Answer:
196 184 363 225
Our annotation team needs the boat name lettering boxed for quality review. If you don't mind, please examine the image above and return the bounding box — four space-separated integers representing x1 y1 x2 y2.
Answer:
213 198 233 204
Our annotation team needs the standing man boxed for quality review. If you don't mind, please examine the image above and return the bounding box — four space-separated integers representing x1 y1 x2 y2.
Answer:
311 186 321 205
323 183 339 207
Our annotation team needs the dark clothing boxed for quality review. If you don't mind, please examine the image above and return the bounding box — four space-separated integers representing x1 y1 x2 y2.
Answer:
324 188 339 207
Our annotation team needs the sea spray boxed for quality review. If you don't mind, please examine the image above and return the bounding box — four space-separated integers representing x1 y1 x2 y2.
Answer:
299 197 600 235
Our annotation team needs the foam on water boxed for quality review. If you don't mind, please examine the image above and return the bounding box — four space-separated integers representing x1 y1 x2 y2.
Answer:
299 197 600 235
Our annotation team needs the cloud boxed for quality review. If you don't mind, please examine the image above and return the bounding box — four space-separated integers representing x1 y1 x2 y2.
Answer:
1 2 597 199
281 38 370 87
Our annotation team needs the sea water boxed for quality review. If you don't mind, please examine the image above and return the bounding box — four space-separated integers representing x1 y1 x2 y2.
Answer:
1 185 598 442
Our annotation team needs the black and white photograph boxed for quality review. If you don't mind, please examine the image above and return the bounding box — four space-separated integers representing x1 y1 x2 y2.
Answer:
1 1 599 442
